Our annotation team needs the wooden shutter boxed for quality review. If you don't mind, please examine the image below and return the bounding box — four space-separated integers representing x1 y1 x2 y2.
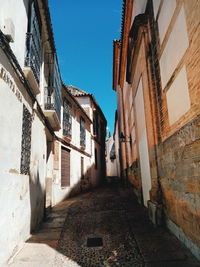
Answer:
61 147 70 187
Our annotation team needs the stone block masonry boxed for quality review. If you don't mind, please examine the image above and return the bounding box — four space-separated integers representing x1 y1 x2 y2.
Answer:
157 115 200 259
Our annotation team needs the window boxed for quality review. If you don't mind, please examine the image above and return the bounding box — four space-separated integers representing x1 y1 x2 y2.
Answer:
25 1 42 83
20 105 32 174
80 117 86 147
95 148 98 169
63 98 72 138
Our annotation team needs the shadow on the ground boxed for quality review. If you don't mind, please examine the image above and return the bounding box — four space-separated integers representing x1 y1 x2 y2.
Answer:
24 181 200 266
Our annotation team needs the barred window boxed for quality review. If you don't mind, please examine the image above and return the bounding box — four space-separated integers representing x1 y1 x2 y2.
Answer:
63 98 72 139
44 54 62 121
20 105 32 175
25 1 42 83
80 117 86 147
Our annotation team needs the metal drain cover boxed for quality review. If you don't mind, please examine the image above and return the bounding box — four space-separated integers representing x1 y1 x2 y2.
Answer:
87 237 103 247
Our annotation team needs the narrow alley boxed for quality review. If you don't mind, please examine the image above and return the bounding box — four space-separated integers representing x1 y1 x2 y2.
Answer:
9 181 199 267
1 0 200 265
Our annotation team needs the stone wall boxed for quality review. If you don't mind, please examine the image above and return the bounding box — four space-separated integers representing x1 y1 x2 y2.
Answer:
158 115 200 258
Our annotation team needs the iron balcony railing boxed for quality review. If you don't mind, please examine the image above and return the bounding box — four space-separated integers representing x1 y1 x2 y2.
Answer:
25 32 41 84
44 86 61 121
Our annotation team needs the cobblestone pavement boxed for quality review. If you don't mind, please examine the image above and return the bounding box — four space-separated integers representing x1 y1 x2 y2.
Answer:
10 183 200 267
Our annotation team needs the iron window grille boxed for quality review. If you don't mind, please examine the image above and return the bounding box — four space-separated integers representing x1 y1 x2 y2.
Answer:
44 54 62 121
25 1 41 84
80 117 86 147
20 105 32 175
63 98 72 138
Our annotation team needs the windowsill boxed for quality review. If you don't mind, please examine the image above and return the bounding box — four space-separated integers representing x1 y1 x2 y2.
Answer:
80 146 86 151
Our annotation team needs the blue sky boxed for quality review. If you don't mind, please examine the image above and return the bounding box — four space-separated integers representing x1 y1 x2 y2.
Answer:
49 0 122 134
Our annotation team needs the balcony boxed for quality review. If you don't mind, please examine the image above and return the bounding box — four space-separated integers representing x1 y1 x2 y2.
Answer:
44 86 61 131
24 32 41 95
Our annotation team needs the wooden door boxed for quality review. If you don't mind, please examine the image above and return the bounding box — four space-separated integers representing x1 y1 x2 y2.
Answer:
61 147 70 187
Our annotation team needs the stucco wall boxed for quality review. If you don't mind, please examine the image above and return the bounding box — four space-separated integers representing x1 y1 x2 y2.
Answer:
0 47 47 264
0 0 28 68
135 79 152 207
29 114 47 230
52 144 92 205
106 137 119 177
131 0 147 23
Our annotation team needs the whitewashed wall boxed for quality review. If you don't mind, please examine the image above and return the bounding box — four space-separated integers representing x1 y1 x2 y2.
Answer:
114 119 120 177
51 95 93 205
74 95 106 185
0 0 28 68
0 50 47 265
106 136 119 177
131 0 147 24
0 1 49 264
52 146 91 205
135 79 152 207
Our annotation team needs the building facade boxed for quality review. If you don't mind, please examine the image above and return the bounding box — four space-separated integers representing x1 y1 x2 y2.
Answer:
0 0 106 265
113 0 200 260
106 111 120 179
67 85 107 186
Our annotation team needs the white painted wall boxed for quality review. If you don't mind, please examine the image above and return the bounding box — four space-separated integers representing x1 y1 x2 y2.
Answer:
159 6 189 89
114 119 120 177
52 146 92 205
51 92 106 205
153 0 161 19
29 114 47 230
135 79 152 207
166 65 191 125
157 0 176 43
106 137 119 177
0 1 52 263
131 0 147 24
0 47 48 265
75 95 106 185
0 0 28 68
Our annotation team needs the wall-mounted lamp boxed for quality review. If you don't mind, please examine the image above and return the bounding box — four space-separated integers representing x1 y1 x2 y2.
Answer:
119 132 132 143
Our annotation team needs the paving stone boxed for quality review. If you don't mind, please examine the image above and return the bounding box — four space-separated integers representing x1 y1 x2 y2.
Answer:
9 183 200 267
